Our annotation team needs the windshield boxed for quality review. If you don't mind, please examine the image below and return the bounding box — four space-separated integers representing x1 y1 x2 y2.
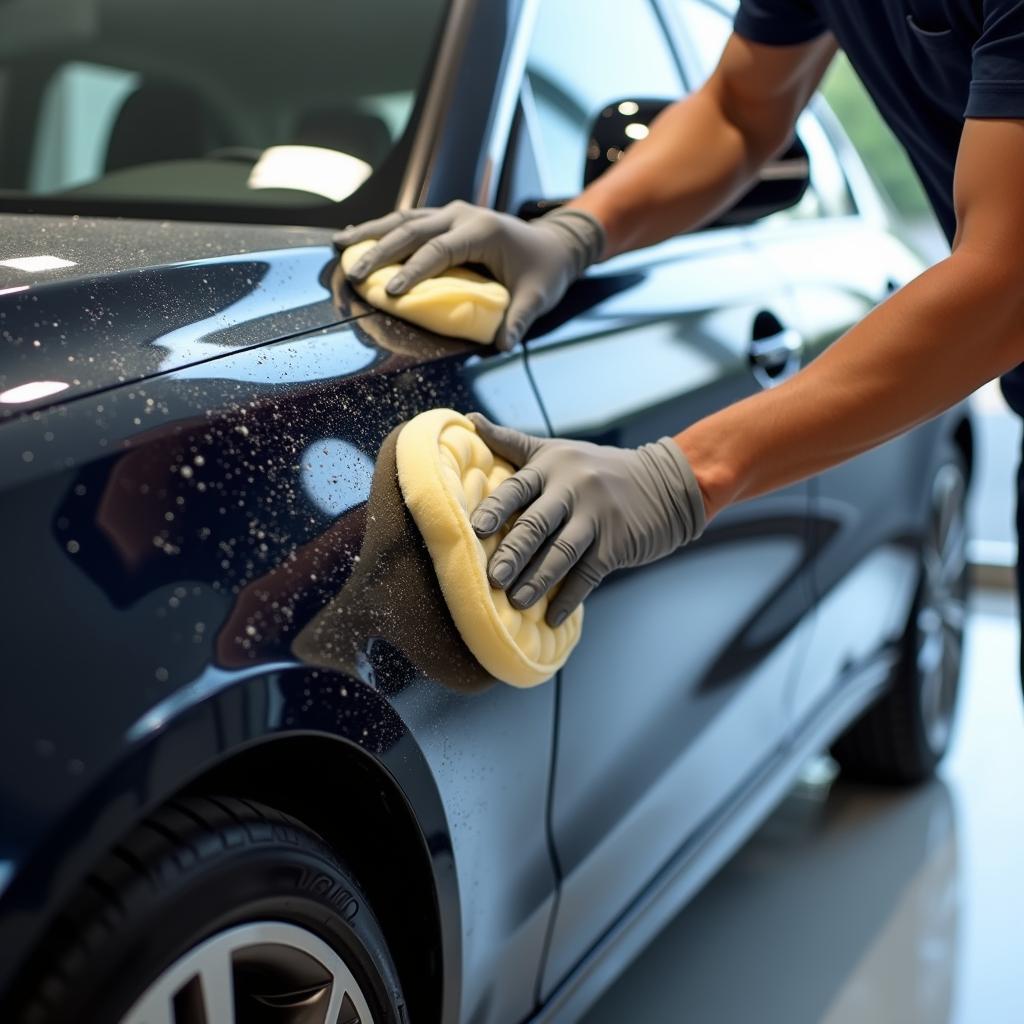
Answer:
0 0 449 225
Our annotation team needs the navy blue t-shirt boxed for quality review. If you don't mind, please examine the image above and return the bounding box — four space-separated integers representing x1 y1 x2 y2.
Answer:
734 0 1024 242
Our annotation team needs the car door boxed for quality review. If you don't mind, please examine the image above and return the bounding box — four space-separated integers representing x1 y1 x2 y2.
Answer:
499 0 818 992
747 114 930 725
669 0 930 728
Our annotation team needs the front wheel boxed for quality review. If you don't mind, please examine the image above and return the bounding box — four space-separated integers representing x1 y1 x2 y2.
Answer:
14 796 407 1024
832 446 969 784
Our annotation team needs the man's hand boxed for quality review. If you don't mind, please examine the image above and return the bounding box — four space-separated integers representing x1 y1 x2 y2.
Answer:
333 201 605 350
467 414 706 627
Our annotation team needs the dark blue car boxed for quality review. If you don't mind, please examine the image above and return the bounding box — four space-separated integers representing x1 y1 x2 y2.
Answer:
0 1 971 1021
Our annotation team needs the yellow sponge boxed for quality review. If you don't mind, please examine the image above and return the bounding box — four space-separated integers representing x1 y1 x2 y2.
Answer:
341 239 510 345
396 408 584 687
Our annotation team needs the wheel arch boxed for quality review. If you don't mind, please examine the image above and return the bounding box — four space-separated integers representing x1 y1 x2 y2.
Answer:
188 733 446 1024
0 668 460 1024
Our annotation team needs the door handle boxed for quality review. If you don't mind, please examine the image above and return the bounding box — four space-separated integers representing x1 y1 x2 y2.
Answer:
749 326 804 389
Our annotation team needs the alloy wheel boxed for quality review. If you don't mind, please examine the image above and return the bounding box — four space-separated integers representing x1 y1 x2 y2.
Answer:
121 921 376 1024
916 460 968 755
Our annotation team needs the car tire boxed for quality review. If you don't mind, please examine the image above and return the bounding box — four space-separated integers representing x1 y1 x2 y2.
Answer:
831 445 969 784
13 795 407 1024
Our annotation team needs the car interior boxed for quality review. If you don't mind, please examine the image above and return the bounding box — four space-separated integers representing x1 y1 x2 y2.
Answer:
0 0 447 210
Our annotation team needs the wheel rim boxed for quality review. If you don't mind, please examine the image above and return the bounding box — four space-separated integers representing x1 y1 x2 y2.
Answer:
121 921 377 1024
916 460 968 755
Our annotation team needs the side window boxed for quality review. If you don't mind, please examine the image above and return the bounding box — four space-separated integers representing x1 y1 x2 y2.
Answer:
671 0 856 221
672 0 732 82
791 107 857 220
524 0 684 199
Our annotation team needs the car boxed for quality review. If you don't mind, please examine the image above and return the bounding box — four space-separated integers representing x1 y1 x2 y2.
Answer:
0 0 972 1021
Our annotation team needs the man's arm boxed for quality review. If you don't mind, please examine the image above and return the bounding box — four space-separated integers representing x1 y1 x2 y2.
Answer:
568 32 837 256
676 117 1024 518
334 33 835 348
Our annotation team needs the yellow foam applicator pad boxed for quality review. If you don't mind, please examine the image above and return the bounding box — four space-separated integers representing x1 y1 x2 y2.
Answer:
396 408 584 687
341 239 511 345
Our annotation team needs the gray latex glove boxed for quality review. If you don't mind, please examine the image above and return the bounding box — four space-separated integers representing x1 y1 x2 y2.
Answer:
466 413 707 627
333 200 605 350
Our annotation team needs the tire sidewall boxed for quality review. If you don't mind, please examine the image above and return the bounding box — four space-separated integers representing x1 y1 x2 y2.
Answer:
830 442 970 784
23 825 405 1024
904 446 969 769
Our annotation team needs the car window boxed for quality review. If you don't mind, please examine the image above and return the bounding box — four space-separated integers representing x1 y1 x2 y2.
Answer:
671 0 733 82
790 108 857 220
670 0 856 221
524 0 684 199
0 0 448 223
28 62 141 194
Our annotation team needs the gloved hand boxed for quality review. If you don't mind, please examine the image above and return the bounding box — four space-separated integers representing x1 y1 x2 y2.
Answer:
333 200 605 350
466 413 706 628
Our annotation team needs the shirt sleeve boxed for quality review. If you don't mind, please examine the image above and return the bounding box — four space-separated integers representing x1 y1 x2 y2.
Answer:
733 0 828 46
967 0 1024 117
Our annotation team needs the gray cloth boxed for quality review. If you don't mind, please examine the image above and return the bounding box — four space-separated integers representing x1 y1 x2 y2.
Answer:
333 201 605 350
294 425 495 693
467 414 706 627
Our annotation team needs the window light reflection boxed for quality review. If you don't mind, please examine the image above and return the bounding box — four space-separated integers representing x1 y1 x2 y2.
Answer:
0 380 71 404
0 256 77 273
246 146 372 203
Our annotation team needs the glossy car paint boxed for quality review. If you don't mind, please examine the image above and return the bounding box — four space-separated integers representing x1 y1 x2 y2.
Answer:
0 2 971 1024
0 216 341 416
522 232 818 991
757 216 957 720
0 217 562 1024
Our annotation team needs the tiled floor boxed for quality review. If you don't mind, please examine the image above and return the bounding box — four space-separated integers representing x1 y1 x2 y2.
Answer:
583 587 1024 1024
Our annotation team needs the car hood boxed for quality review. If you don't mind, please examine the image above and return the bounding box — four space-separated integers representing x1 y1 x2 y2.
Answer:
0 214 344 419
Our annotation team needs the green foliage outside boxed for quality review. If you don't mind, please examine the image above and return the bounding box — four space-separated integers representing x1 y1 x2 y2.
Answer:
822 54 931 219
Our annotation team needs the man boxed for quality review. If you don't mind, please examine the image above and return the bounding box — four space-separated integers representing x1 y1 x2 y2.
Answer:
335 0 1024 653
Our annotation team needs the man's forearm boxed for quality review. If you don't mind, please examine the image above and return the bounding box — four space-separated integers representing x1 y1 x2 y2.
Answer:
565 88 773 258
676 249 1024 518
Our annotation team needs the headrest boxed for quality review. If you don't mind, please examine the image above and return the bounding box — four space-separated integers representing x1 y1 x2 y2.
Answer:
106 82 221 172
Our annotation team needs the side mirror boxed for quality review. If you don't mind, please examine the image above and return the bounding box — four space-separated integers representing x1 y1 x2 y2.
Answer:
582 98 672 189
713 134 811 227
518 98 812 228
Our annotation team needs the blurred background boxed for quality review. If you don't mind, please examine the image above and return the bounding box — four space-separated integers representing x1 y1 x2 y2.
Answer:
823 56 1020 575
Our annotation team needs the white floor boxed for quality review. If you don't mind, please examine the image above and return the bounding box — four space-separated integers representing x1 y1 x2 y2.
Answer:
967 382 1020 566
582 587 1024 1024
